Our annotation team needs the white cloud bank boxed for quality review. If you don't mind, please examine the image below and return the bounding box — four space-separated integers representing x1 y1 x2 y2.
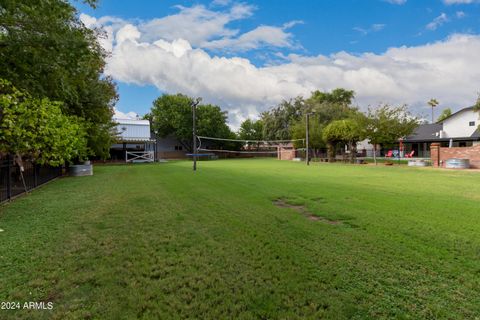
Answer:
444 0 480 4
81 4 299 53
113 108 138 120
81 7 480 127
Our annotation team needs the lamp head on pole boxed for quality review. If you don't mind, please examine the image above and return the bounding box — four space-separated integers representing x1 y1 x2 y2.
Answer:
192 97 202 108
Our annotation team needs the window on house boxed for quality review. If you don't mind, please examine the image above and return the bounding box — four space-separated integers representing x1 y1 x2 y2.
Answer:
174 146 183 151
469 121 475 126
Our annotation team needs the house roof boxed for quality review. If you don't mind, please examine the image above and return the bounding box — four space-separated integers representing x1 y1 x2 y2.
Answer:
404 106 480 143
118 137 155 142
114 118 153 142
404 123 443 142
115 118 150 125
404 123 480 143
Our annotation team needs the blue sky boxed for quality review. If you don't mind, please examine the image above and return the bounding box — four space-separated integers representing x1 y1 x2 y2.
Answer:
76 0 480 126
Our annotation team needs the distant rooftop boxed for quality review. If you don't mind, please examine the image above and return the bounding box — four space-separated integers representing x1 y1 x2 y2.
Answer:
404 123 443 142
115 118 150 126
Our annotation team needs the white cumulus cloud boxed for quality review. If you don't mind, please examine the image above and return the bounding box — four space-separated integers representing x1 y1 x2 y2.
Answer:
113 108 139 120
82 5 480 127
102 23 480 125
80 4 297 53
203 23 301 52
426 13 449 30
353 23 386 35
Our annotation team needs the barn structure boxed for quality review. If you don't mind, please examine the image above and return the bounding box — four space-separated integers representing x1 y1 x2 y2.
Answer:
110 118 156 162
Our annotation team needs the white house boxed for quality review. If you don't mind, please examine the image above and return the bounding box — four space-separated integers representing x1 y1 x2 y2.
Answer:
403 107 480 157
441 107 479 140
110 118 156 162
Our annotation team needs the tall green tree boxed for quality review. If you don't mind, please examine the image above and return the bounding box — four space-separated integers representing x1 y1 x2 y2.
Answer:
261 97 304 140
322 119 364 163
362 104 419 165
148 94 236 152
474 93 480 111
290 116 323 151
238 119 263 149
290 88 359 156
437 108 452 122
308 88 355 107
306 88 357 125
0 80 88 165
428 98 439 124
0 0 117 158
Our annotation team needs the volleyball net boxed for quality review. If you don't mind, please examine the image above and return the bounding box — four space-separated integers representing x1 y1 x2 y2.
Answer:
195 135 306 159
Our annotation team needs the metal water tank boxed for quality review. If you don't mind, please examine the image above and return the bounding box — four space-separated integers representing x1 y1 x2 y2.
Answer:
445 158 470 169
408 160 430 167
69 164 93 176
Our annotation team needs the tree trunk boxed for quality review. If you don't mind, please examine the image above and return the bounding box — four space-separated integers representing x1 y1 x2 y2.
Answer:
327 142 336 163
349 141 357 164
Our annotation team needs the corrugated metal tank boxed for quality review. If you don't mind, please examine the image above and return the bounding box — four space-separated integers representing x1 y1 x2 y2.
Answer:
408 160 431 167
69 164 93 176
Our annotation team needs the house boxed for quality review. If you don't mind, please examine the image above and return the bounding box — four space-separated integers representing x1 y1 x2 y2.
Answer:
110 118 156 162
156 135 189 159
403 107 480 158
356 139 380 158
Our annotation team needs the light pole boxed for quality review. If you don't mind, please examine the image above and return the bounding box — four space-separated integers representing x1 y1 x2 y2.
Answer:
305 112 314 166
192 98 201 171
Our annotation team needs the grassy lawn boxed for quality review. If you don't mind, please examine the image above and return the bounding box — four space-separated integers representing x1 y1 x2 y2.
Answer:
1 159 480 319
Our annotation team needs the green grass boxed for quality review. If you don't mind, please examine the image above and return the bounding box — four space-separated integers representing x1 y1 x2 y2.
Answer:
1 159 480 319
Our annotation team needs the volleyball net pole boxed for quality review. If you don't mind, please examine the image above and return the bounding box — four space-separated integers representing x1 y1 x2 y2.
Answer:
191 98 201 172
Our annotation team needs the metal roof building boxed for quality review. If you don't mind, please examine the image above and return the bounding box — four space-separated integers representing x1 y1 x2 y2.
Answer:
115 119 155 142
111 118 156 162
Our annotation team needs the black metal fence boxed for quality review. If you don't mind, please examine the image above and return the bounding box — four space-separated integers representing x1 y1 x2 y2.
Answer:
0 155 62 203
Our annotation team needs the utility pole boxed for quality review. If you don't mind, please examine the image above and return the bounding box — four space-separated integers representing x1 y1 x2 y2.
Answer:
192 98 201 171
305 113 315 166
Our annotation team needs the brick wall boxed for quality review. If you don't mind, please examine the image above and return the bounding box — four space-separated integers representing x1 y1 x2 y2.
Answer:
430 143 440 167
430 143 480 169
278 147 296 161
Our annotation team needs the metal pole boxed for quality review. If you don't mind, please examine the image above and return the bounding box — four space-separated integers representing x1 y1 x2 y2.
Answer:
192 98 201 171
306 113 310 166
34 163 38 187
193 102 197 171
6 154 11 200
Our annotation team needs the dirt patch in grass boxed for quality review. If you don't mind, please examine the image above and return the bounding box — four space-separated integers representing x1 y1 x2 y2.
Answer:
273 199 340 225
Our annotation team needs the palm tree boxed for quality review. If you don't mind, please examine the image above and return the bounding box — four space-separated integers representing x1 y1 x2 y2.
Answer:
428 98 439 123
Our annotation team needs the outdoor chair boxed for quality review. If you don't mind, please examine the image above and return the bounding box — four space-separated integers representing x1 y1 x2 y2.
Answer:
404 150 415 158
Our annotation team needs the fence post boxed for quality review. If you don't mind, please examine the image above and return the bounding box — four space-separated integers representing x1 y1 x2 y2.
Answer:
34 163 38 187
6 154 12 200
